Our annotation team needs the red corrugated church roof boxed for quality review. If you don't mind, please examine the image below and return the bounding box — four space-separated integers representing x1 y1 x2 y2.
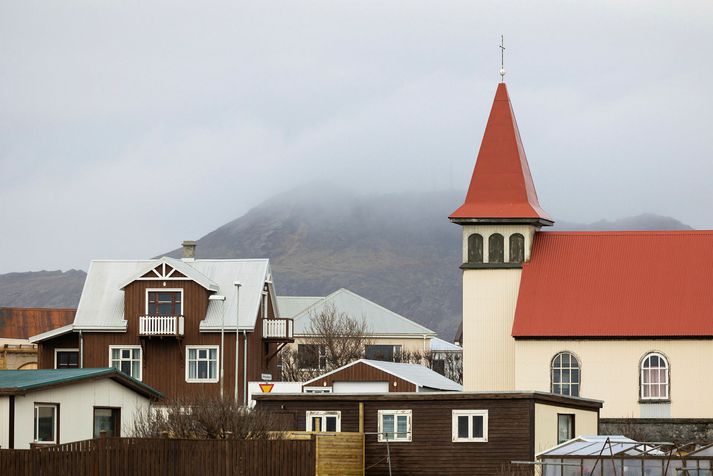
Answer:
450 83 552 223
512 231 713 337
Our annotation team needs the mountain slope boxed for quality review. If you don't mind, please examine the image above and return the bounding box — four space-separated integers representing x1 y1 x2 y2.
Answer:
0 186 694 339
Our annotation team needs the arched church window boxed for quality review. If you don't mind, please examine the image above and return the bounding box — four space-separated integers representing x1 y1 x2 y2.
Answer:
551 352 580 397
509 234 525 263
488 234 504 263
467 234 483 263
641 353 669 400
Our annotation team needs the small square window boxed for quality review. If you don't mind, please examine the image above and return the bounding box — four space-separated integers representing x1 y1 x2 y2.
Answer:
109 346 142 380
452 410 488 442
186 346 219 382
378 410 411 442
306 411 341 432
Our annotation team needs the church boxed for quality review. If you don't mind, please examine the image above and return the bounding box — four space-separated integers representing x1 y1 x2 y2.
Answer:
450 82 713 439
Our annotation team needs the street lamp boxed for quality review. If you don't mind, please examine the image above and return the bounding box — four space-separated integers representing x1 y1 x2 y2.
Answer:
209 294 226 399
234 281 242 404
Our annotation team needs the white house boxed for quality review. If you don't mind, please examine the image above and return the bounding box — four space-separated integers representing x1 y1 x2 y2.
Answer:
0 368 161 449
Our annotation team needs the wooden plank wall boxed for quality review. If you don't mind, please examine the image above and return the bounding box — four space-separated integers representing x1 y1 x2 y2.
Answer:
0 437 316 476
257 397 536 476
285 432 364 476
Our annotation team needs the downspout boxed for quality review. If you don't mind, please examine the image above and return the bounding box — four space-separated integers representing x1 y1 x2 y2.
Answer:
9 395 15 449
234 281 241 404
79 330 84 368
243 330 248 407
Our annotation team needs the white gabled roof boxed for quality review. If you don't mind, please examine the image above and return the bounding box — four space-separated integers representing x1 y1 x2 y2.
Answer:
290 288 435 337
430 337 462 352
276 296 323 318
29 324 74 343
73 258 273 331
303 358 463 392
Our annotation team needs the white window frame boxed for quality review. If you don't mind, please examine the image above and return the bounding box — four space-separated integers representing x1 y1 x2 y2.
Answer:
34 403 58 444
640 352 670 400
145 288 184 315
303 386 333 394
54 348 79 369
452 409 488 442
378 409 412 442
185 345 220 383
297 344 327 371
108 345 143 381
550 351 581 397
306 411 341 432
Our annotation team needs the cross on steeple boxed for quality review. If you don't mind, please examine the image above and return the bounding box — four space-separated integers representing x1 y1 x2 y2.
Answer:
499 35 506 82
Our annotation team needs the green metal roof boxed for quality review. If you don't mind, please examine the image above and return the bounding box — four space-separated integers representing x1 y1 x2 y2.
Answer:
0 368 162 399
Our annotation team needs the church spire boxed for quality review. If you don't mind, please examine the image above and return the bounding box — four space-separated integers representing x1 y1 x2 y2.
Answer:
449 83 553 225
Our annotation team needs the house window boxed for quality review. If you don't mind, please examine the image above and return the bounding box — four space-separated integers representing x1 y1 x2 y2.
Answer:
509 233 525 263
557 414 575 444
147 290 182 316
109 346 142 380
186 346 219 382
306 411 341 432
641 352 669 400
432 358 446 376
365 345 402 362
34 404 58 444
55 349 79 369
488 233 504 263
298 344 327 370
452 410 488 442
467 234 484 263
94 408 121 438
378 410 412 442
551 352 580 397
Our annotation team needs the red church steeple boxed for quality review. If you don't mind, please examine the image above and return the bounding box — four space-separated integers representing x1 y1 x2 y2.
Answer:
450 83 553 225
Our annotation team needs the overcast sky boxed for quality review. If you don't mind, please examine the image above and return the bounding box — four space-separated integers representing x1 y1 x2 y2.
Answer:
1 1 712 273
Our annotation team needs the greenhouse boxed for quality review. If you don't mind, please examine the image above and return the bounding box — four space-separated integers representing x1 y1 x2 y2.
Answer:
534 435 713 475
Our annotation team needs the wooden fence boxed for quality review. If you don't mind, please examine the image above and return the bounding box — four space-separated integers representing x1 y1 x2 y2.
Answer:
0 437 316 476
285 432 364 476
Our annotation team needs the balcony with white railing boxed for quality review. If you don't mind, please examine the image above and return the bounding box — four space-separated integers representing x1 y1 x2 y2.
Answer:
139 315 185 337
263 318 294 342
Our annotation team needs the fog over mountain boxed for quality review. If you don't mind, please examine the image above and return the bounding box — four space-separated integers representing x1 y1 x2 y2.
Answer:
0 186 693 338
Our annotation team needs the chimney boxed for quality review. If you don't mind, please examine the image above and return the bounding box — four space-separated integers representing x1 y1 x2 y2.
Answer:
182 240 196 261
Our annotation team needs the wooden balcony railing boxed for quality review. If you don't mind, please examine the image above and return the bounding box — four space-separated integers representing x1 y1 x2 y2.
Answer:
263 318 294 341
139 315 185 337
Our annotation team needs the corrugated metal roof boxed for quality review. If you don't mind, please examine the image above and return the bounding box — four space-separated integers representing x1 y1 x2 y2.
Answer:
73 259 272 331
292 288 435 336
513 231 713 337
303 359 463 391
0 368 162 398
450 83 552 222
430 337 462 352
29 324 74 343
0 307 76 339
276 296 323 318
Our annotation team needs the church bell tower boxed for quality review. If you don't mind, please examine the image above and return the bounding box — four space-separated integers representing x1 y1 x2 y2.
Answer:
450 82 553 391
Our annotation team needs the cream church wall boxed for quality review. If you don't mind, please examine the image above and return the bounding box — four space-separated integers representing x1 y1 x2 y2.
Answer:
460 224 536 263
534 403 599 455
462 269 522 391
515 340 713 419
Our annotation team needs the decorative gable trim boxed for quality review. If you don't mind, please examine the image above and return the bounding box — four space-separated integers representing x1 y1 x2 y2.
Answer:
139 263 188 280
118 257 219 292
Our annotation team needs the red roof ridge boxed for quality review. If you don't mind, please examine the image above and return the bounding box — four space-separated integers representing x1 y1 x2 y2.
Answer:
539 230 710 236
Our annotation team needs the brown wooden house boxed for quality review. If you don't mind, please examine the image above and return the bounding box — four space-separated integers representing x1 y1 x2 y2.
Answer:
32 242 293 404
255 392 603 475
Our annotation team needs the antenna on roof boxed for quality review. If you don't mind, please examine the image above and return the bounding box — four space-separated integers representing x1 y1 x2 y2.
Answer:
499 35 506 82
